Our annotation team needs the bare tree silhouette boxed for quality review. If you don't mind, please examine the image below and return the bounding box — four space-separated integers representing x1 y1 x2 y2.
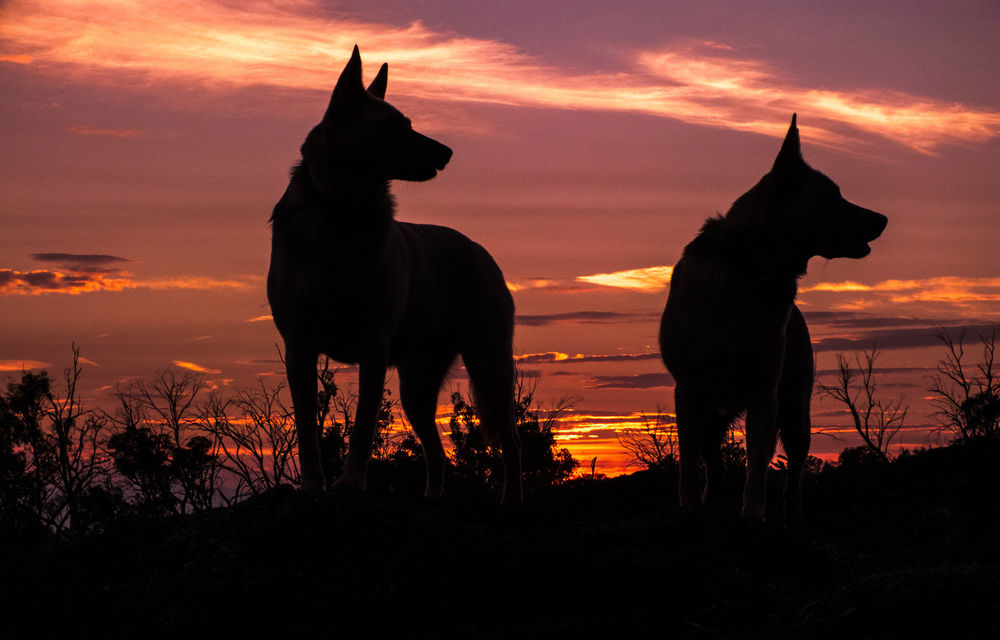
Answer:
616 407 677 472
929 326 999 443
107 371 218 514
0 346 119 535
820 346 907 462
198 381 300 503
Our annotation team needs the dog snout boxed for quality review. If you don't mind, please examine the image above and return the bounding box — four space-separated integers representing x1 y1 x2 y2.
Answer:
436 143 453 170
864 208 888 240
847 201 888 241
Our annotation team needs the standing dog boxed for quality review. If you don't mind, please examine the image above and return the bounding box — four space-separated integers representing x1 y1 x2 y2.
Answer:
268 47 522 504
659 115 887 521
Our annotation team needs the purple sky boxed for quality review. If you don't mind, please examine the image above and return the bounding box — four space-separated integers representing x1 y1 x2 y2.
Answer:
2 1 999 473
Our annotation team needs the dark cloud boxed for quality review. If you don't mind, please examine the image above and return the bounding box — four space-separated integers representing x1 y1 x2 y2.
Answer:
803 311 954 330
30 252 130 274
812 324 998 353
0 268 113 294
516 310 658 327
814 366 931 377
585 373 674 390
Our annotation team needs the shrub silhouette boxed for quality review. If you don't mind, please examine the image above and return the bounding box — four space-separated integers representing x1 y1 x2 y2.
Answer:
0 347 120 536
448 372 578 492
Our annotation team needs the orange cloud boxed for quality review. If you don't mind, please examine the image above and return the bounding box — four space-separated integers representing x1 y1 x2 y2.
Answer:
638 46 1000 152
0 269 132 295
0 269 256 295
0 359 50 371
802 276 1000 305
138 276 257 291
516 351 659 364
2 1 997 151
0 53 32 64
577 265 672 292
173 360 222 374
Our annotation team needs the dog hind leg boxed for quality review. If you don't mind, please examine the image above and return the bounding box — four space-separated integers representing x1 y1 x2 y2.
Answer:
699 413 730 505
674 384 705 508
742 396 779 521
778 307 814 522
462 346 522 505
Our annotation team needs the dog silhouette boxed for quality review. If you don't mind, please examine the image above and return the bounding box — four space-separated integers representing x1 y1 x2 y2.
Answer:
268 47 522 504
660 115 887 520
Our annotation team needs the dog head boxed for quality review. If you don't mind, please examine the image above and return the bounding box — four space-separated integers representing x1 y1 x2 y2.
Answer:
302 46 453 190
767 115 888 261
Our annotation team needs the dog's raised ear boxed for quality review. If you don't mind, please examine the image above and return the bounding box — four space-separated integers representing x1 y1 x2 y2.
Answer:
367 63 388 100
325 45 365 117
772 114 802 172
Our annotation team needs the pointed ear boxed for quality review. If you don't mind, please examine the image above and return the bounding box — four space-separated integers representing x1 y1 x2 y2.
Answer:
326 45 364 116
772 113 802 172
367 63 388 99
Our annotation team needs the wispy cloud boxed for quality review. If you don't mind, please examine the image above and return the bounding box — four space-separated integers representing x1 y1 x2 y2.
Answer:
0 359 50 371
30 252 130 274
0 269 132 295
584 373 674 390
137 277 257 291
173 360 221 374
516 310 659 327
1 53 33 64
516 351 659 364
812 323 998 353
507 266 672 295
802 276 1000 315
3 1 998 151
638 47 1000 153
506 278 588 294
1 254 258 295
0 269 256 295
68 125 144 138
577 266 672 293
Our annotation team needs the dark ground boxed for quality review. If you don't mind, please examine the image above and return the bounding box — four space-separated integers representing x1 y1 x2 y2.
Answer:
3 441 998 639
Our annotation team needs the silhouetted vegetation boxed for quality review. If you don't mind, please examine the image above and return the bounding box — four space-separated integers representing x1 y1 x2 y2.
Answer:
929 326 999 443
448 371 579 493
616 407 678 473
820 346 907 462
4 337 1000 638
0 350 583 541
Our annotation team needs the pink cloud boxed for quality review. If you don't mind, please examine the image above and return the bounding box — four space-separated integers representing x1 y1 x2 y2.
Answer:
3 1 997 151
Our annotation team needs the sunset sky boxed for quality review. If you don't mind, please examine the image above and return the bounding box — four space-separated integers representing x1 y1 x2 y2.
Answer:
2 1 999 475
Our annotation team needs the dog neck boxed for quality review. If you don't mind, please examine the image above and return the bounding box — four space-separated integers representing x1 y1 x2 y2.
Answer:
688 215 804 304
281 160 396 228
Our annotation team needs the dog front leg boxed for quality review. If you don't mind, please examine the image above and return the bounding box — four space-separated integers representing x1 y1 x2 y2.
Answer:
286 342 324 491
335 360 387 492
742 396 779 521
